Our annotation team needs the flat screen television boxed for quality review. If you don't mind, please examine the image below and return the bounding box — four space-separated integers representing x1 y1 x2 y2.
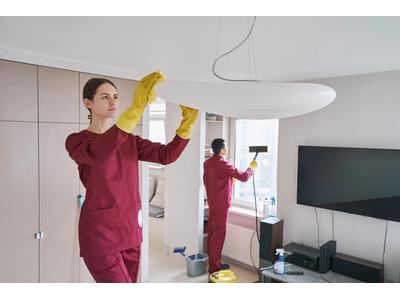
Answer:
297 145 400 222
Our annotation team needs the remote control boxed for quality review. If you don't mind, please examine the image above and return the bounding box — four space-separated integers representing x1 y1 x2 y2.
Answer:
286 271 304 275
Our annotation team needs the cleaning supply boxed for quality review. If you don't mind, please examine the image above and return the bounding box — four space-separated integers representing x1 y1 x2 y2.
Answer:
257 196 264 218
274 248 285 275
269 196 277 217
173 247 208 277
208 269 237 283
116 71 165 133
77 194 84 208
175 105 199 139
249 160 257 170
263 197 270 217
173 247 187 257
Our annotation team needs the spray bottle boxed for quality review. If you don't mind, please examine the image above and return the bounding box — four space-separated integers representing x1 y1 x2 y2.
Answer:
269 196 277 217
274 248 285 275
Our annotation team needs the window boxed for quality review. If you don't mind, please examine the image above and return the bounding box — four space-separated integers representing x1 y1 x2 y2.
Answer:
149 119 165 144
233 119 279 208
149 98 166 168
149 98 166 144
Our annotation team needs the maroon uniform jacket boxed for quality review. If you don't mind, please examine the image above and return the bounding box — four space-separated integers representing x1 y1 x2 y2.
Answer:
203 154 253 211
66 125 188 257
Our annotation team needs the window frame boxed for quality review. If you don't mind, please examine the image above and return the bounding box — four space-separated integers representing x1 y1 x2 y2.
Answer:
229 118 279 210
148 99 166 168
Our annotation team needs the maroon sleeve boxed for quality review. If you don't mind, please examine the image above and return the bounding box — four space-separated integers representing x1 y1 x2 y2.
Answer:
221 161 253 182
203 161 208 188
136 134 189 165
65 125 129 166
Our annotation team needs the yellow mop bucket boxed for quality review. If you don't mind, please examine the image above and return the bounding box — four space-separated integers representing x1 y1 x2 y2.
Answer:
208 269 237 283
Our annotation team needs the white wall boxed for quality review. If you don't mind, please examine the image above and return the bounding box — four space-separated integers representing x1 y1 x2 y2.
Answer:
277 70 400 282
164 103 205 255
138 109 150 282
222 223 259 267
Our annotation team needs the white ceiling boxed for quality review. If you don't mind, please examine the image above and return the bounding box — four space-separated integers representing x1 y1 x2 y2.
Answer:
1 16 400 82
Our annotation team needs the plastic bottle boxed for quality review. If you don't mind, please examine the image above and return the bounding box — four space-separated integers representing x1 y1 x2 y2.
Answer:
269 196 277 217
274 248 285 275
263 197 270 218
257 196 264 218
77 194 85 208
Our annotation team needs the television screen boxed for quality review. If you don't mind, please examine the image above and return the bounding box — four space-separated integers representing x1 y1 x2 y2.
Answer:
297 146 400 222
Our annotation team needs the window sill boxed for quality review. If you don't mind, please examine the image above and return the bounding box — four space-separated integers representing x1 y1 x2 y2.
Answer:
229 206 256 218
149 164 164 170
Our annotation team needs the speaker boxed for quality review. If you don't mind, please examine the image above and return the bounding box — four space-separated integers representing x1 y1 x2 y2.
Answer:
319 240 336 274
259 217 283 262
332 253 384 282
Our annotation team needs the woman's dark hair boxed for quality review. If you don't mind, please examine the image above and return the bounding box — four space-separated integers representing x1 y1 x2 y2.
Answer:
83 78 117 119
211 138 226 155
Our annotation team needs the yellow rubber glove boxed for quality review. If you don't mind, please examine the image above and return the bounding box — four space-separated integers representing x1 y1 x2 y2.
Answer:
116 71 165 133
176 105 199 139
249 160 257 171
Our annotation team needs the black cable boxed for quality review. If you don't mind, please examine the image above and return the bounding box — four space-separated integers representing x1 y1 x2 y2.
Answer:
315 209 334 283
332 210 335 241
212 16 261 82
246 16 252 80
250 17 258 81
314 207 321 247
382 220 388 265
252 171 260 243
249 230 258 271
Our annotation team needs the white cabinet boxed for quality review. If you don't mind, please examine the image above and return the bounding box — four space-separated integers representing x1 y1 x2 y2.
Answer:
0 61 92 282
0 60 145 282
39 123 80 282
0 60 37 122
0 122 39 282
38 66 79 123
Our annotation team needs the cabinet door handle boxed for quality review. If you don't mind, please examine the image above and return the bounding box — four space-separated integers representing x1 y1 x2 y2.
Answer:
35 231 44 240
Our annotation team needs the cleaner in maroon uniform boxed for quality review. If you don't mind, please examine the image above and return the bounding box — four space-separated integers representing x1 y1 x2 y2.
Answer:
203 138 257 274
65 71 198 283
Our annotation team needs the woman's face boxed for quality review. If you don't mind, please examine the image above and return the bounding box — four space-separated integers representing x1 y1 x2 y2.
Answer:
84 83 119 119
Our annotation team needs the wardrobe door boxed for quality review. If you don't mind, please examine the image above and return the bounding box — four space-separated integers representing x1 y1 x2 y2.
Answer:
0 122 39 282
39 123 80 282
0 59 37 122
38 66 79 123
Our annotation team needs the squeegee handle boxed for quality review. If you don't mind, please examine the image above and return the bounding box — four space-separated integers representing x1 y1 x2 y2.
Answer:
253 152 259 161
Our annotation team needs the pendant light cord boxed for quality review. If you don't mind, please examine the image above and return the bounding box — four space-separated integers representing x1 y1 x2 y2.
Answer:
212 16 261 82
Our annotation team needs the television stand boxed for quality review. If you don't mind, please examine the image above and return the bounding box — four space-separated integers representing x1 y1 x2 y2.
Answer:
261 263 362 283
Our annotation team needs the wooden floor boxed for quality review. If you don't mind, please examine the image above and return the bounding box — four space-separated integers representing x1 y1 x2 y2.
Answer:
147 217 258 283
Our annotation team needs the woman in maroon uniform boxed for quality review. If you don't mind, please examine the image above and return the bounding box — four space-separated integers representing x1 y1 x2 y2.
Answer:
65 71 198 283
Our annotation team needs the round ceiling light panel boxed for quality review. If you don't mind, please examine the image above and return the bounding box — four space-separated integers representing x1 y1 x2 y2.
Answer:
158 80 336 119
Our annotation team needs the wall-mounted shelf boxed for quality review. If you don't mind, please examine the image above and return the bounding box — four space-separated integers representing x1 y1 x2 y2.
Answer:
206 120 223 123
206 112 223 122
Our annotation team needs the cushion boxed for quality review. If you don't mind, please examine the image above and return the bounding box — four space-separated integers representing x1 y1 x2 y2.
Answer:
151 178 165 208
149 176 156 202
